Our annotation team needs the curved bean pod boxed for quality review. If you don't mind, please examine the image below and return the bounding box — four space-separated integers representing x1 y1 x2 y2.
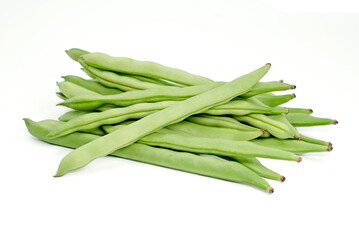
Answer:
254 93 296 107
58 82 223 111
287 108 313 114
62 75 123 95
240 81 295 98
54 64 271 177
65 48 90 61
48 101 173 138
81 63 164 90
251 138 330 153
186 114 262 132
229 156 285 181
103 123 300 161
286 113 338 127
25 119 273 193
234 114 294 139
58 110 88 122
57 81 97 98
80 52 213 86
300 134 332 148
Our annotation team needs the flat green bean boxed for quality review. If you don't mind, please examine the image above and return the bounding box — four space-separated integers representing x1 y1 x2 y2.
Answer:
300 134 332 148
62 75 123 95
25 119 273 192
66 48 90 61
234 114 295 139
287 108 313 114
102 123 301 161
254 93 296 107
186 114 263 132
229 156 285 181
251 138 330 153
79 51 213 86
240 81 295 98
286 113 338 126
54 64 271 177
58 82 223 111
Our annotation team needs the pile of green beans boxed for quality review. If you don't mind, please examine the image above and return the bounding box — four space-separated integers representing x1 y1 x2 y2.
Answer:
24 48 338 193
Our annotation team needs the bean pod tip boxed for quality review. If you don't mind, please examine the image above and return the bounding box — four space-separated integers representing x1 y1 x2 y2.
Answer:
268 187 274 194
297 156 302 163
280 176 286 182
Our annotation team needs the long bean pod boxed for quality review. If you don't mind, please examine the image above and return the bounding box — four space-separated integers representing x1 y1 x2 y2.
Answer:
25 119 273 192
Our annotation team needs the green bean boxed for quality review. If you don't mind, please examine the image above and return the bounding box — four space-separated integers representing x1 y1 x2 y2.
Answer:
82 63 165 90
65 48 90 61
128 74 179 87
103 122 284 181
95 77 139 91
254 93 296 107
79 51 213 86
240 81 295 98
58 82 223 111
166 121 263 141
229 156 285 181
48 101 172 138
205 99 288 115
286 113 338 127
25 119 273 193
118 120 263 141
57 81 97 98
186 114 263 132
102 123 301 161
54 64 271 177
287 108 313 114
234 114 295 139
58 110 88 122
62 75 123 95
251 138 330 153
300 134 332 148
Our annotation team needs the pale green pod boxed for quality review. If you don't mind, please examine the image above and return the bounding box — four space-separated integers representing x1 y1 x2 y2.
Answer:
65 48 90 61
286 113 338 127
58 110 89 122
287 108 313 114
229 156 285 181
59 82 223 111
102 123 300 161
82 63 164 90
160 121 263 141
234 114 294 139
254 93 296 107
240 81 295 98
205 99 288 115
251 138 330 153
80 51 213 86
62 75 123 95
57 81 98 98
24 119 273 193
186 114 262 132
300 134 331 147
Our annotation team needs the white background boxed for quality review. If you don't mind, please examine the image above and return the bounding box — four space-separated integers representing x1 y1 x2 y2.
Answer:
1 0 358 239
